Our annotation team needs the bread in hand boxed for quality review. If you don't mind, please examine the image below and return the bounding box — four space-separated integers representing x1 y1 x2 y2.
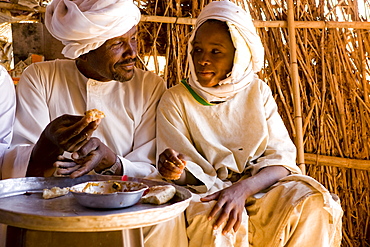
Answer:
161 160 186 180
84 109 105 122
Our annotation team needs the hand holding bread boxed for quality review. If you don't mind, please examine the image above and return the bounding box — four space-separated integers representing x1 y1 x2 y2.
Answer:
158 148 187 180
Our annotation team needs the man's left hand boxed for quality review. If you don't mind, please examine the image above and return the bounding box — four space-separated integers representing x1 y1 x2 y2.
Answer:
54 137 117 178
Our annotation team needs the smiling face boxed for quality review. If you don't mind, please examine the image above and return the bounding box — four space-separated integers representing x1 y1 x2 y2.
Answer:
191 20 235 87
80 26 138 82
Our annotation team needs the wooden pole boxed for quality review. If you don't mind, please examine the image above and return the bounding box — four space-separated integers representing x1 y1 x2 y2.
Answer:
141 15 370 29
287 0 305 174
305 153 370 171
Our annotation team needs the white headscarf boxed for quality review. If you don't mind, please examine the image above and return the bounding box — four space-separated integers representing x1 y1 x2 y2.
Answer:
45 0 141 59
187 0 264 102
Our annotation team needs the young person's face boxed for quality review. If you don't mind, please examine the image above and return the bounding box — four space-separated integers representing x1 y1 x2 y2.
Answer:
191 21 235 87
84 26 138 82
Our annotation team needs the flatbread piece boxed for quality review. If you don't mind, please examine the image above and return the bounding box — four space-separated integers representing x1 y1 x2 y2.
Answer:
141 185 176 205
43 186 70 199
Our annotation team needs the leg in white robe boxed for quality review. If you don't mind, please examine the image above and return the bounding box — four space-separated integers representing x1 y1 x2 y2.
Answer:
186 175 343 247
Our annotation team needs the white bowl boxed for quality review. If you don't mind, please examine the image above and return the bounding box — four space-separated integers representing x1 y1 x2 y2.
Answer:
70 180 148 209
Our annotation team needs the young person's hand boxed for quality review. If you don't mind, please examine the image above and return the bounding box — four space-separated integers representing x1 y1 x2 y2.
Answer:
201 166 290 234
200 182 249 235
158 148 186 180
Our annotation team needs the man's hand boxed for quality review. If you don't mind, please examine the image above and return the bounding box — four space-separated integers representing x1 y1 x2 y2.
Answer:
158 148 186 180
54 137 117 178
45 114 100 152
27 114 101 177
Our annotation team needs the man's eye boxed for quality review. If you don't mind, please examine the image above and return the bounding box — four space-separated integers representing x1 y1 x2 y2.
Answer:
212 49 221 54
112 42 123 47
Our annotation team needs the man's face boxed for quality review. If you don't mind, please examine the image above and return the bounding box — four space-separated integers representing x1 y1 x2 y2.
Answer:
85 26 138 82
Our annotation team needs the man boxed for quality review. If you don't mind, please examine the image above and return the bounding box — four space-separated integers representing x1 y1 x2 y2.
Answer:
2 0 187 246
3 0 163 179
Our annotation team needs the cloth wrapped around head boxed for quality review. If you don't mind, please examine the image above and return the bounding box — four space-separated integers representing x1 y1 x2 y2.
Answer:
45 0 141 59
187 0 265 102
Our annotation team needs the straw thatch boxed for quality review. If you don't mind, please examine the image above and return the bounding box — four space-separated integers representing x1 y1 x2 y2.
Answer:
0 0 369 246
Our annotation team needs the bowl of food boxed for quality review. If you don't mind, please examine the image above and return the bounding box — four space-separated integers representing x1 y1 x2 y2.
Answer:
70 180 148 209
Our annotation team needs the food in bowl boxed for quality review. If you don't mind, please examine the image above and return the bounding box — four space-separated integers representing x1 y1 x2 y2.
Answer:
70 181 148 209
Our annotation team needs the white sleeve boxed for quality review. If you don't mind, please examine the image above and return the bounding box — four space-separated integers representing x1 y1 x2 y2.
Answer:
2 64 50 179
119 73 166 178
0 66 16 179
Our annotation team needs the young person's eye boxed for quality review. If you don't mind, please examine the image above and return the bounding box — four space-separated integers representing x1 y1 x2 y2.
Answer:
212 49 221 54
193 47 202 53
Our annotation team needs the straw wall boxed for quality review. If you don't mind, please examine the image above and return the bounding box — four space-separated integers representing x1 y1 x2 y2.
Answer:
136 0 370 246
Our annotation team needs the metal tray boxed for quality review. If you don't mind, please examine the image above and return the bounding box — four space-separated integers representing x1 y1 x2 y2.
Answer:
0 175 191 232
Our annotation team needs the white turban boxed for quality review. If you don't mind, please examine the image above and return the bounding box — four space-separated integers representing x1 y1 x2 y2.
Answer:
187 0 265 102
45 0 141 59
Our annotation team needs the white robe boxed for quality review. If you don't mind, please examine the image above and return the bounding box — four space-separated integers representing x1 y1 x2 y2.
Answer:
0 66 16 247
157 77 302 194
0 65 15 179
1 59 189 247
3 59 166 179
156 78 343 246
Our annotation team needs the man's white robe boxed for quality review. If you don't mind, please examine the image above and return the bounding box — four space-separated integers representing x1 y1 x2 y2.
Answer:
1 59 188 247
3 59 166 179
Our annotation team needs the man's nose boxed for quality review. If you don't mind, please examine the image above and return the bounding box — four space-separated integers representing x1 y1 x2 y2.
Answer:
123 42 137 58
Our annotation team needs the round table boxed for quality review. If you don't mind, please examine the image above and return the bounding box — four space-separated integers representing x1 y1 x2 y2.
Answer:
0 175 192 247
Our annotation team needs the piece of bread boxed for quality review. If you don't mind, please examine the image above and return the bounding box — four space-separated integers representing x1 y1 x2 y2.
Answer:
141 185 176 205
84 109 105 122
43 186 70 199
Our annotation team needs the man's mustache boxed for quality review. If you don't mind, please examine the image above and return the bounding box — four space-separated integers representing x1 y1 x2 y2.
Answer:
115 58 137 67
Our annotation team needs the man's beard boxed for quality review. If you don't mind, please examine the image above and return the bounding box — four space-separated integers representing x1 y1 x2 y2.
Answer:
113 58 136 82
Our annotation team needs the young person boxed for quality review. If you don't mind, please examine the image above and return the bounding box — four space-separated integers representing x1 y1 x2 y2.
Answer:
156 1 343 246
